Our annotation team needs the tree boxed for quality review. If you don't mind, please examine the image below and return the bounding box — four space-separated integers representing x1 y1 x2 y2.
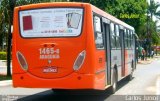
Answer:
50 0 69 1
70 0 89 2
113 0 148 36
90 0 109 10
0 0 11 51
148 0 160 20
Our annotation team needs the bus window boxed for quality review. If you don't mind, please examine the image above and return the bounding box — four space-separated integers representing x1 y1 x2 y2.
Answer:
128 30 131 48
124 29 128 49
110 23 116 49
94 16 104 49
115 25 120 48
131 30 134 48
19 8 83 38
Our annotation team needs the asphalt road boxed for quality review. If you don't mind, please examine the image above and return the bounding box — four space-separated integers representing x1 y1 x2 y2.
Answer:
0 58 160 101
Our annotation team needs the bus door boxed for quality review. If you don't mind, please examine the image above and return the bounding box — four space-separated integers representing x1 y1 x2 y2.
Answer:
119 26 125 76
102 18 111 85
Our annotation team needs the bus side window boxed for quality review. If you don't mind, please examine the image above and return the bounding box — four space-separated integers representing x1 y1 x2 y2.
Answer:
93 16 104 49
129 30 132 49
124 29 128 49
115 25 120 48
127 30 130 49
110 23 116 49
131 30 134 48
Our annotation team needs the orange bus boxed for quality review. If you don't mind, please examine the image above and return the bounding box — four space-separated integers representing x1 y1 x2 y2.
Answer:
12 2 136 93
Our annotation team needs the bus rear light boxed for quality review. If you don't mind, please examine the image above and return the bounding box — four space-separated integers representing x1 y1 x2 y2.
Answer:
16 51 28 71
73 50 86 71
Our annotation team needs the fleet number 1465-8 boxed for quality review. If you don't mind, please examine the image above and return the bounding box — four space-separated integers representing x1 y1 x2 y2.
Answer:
39 48 59 55
39 48 60 59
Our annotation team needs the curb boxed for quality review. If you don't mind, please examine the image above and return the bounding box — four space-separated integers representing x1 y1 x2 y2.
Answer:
138 61 152 65
0 80 12 87
137 58 157 65
156 76 160 95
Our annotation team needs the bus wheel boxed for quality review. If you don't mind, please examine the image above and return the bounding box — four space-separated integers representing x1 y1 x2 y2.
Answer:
110 69 117 94
126 62 133 81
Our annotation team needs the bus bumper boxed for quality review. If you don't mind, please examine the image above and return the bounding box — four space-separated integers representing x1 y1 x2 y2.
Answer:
12 72 105 90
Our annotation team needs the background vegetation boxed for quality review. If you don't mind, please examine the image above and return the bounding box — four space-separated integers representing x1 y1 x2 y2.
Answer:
0 51 7 60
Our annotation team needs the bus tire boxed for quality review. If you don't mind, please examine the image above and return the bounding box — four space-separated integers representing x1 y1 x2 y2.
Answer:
110 68 117 94
126 62 133 81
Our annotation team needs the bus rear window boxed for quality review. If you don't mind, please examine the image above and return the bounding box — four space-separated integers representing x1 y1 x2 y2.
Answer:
19 8 83 38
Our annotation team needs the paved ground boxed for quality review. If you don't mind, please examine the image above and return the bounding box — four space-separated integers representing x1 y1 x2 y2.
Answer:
115 58 160 95
0 60 12 74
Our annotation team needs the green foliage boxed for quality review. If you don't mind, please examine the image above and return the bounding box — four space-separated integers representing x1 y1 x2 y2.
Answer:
152 32 160 45
16 0 50 6
148 0 160 20
150 21 160 45
0 51 7 60
90 0 109 10
70 0 90 2
0 75 12 81
147 0 160 45
108 0 147 35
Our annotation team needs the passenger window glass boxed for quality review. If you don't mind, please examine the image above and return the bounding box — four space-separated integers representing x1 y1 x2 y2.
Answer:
128 30 130 48
115 25 119 36
95 32 104 49
131 31 134 48
111 23 114 35
93 15 104 49
110 23 116 49
125 29 128 48
94 16 102 32
115 25 120 48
